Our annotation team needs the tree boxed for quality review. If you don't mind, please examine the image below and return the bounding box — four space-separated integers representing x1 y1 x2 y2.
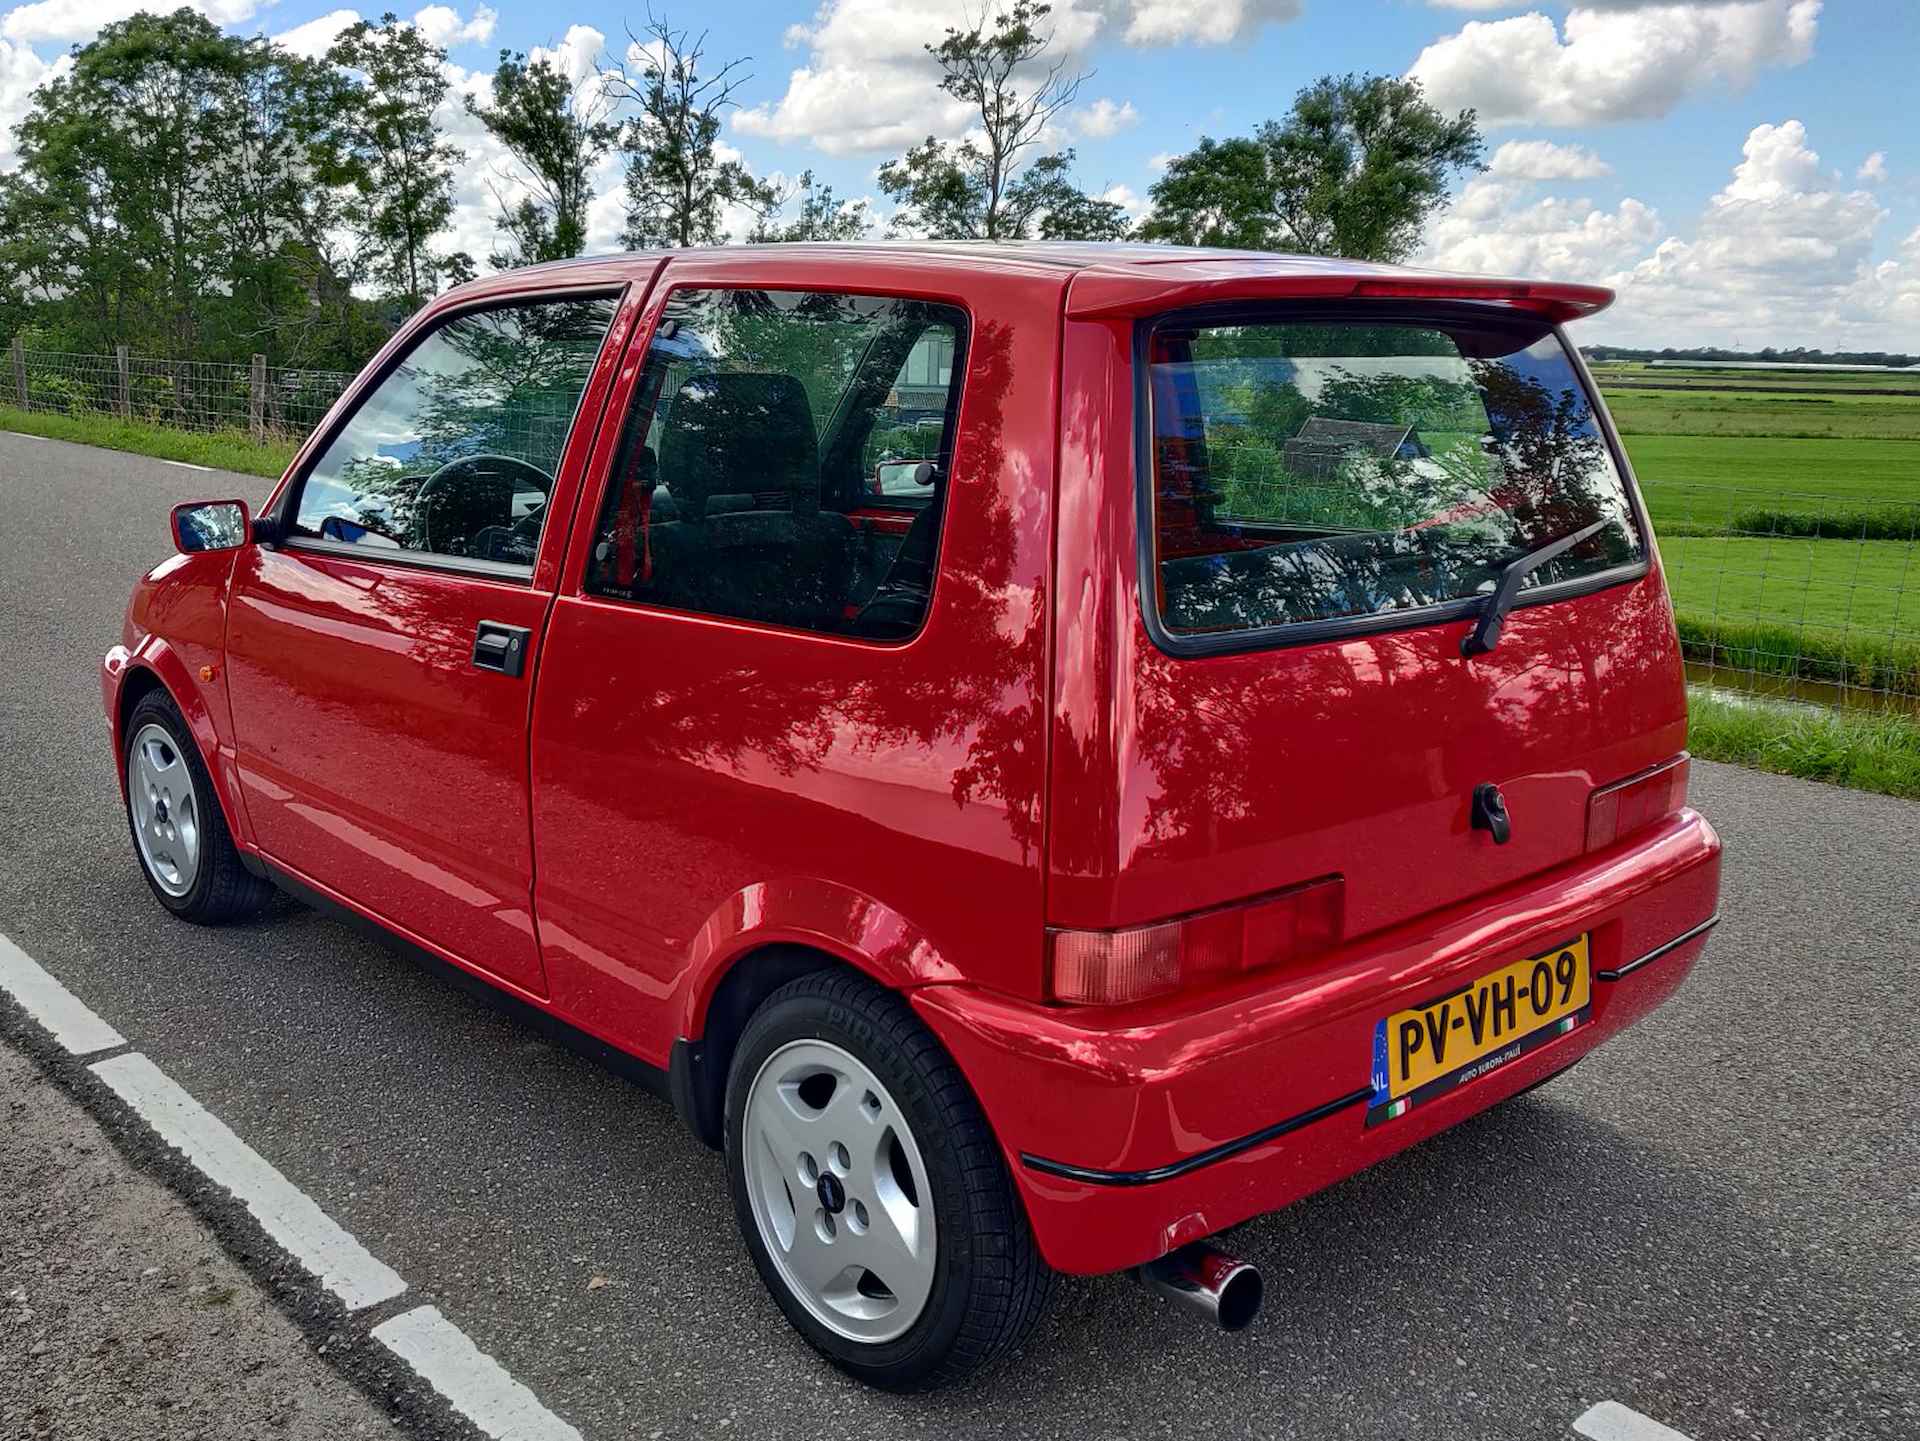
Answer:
1139 74 1484 261
468 51 619 267
330 14 465 308
604 15 776 248
877 0 1125 242
748 170 870 243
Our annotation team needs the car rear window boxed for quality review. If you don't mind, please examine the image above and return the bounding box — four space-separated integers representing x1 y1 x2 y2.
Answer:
1144 311 1644 643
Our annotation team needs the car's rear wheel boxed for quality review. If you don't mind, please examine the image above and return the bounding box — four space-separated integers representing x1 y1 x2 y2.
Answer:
123 689 273 924
724 969 1052 1390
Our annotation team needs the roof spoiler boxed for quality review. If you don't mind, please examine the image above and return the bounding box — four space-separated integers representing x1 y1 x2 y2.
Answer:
1065 268 1615 325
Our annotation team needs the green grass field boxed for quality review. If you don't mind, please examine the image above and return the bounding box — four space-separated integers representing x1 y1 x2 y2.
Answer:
1660 535 1920 639
0 405 298 479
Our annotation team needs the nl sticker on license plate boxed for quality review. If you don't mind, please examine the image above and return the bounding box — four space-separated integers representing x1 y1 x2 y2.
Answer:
1366 934 1591 1126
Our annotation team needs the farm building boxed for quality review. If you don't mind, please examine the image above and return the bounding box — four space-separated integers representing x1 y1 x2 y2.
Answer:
1282 417 1429 481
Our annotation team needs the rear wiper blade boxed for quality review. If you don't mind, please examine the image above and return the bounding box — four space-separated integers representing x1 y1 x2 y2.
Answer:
1460 518 1610 657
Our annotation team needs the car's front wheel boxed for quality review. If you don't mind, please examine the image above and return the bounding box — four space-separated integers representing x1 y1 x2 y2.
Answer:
724 969 1052 1390
123 688 273 924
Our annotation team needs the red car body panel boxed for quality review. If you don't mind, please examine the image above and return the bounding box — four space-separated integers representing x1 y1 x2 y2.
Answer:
103 244 1722 1279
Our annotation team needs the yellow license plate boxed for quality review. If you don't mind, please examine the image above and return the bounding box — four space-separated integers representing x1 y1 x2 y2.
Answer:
1366 935 1590 1125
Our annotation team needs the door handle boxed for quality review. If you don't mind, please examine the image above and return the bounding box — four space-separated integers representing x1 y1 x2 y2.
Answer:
472 620 531 678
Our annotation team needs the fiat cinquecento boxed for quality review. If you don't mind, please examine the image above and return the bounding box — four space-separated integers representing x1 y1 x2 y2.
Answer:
105 243 1721 1389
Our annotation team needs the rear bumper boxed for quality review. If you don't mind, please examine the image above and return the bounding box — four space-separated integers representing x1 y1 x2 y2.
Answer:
913 808 1721 1276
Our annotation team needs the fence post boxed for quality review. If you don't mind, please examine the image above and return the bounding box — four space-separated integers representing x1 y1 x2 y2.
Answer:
115 344 131 420
248 353 267 441
9 337 24 409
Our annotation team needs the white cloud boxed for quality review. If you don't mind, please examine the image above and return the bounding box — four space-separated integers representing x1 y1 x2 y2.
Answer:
1100 182 1147 219
272 9 360 59
1423 176 1660 282
738 0 1299 154
1488 139 1612 180
1857 150 1888 183
1424 118 1918 349
1075 97 1137 138
410 4 495 50
1118 0 1301 45
529 24 604 88
1408 1 1820 128
2 0 258 43
1147 150 1176 172
0 37 66 168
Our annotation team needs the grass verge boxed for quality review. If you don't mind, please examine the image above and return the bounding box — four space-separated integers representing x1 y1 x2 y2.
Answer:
1673 615 1920 698
0 405 297 479
1689 691 1920 800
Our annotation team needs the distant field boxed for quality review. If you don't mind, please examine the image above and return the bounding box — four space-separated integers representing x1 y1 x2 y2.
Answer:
1660 535 1920 640
1622 435 1920 527
1602 388 1920 442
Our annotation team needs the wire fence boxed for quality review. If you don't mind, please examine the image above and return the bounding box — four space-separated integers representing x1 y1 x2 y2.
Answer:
1650 483 1920 715
7 339 1915 719
5 341 353 440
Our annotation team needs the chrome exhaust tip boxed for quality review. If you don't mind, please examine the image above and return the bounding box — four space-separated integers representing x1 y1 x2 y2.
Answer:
1132 1242 1264 1332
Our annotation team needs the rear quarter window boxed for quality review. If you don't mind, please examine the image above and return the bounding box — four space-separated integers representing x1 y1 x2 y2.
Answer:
1142 309 1645 646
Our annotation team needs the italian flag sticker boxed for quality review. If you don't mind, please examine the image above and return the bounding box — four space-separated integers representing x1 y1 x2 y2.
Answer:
1384 1098 1410 1120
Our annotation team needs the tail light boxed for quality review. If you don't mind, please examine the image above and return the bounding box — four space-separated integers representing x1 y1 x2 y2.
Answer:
1586 754 1689 852
1047 878 1343 1006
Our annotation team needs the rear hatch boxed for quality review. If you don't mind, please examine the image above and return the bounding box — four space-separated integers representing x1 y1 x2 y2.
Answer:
1046 298 1688 998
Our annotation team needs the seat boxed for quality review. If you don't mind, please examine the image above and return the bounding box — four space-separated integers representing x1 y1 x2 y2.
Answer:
853 467 944 638
652 372 853 628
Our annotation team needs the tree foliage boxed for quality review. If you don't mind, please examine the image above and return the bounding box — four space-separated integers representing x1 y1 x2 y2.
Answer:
0 7 384 365
877 1 1125 242
749 170 870 243
329 14 466 309
604 16 776 248
1140 74 1484 261
468 51 618 267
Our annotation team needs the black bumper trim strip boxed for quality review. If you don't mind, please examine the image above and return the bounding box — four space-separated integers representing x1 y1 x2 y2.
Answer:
1596 912 1721 982
1019 1086 1374 1188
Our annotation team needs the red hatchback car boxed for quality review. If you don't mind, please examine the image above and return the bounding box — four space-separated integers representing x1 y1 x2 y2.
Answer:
105 243 1721 1389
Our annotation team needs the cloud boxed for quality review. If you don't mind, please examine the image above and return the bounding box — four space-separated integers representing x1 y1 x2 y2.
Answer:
2 0 259 43
1423 118 1917 349
0 37 68 168
737 0 1300 154
1422 176 1660 282
1408 0 1820 127
1076 97 1137 138
410 4 495 50
1100 182 1147 219
1488 139 1612 180
1857 150 1888 183
1118 0 1302 45
272 9 360 59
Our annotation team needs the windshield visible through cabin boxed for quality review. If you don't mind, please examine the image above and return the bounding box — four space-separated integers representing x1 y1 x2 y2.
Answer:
1145 313 1645 640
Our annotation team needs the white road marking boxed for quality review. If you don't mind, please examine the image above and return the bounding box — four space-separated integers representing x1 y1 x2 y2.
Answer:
3 430 50 440
374 1306 584 1441
0 933 127 1055
160 459 214 472
1574 1400 1696 1441
88 1051 407 1311
9 939 578 1435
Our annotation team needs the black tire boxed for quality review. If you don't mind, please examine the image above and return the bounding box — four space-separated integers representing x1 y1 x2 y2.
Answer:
724 969 1053 1390
122 689 274 925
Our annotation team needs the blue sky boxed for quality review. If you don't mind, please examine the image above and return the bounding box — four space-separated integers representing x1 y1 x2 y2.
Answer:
3 0 1915 348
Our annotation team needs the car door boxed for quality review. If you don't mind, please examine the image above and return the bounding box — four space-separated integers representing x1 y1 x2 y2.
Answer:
224 284 636 997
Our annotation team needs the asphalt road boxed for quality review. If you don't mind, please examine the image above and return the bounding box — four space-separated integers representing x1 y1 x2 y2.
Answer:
2 428 1916 1440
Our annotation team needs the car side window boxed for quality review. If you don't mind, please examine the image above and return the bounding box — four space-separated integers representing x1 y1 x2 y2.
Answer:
292 294 619 571
585 287 967 640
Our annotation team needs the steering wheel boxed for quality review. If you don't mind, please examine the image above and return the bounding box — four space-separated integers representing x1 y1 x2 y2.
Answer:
415 454 555 555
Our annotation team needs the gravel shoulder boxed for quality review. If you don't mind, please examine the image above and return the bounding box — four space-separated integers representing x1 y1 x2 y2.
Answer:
0 1038 396 1441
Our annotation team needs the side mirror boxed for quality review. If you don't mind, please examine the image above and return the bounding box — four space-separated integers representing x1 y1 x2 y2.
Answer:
170 499 251 554
872 460 935 497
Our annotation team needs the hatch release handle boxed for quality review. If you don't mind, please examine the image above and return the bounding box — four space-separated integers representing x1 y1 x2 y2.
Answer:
1471 783 1512 845
1462 519 1610 657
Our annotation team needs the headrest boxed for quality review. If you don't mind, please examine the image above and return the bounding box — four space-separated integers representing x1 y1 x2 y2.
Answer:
659 372 819 521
